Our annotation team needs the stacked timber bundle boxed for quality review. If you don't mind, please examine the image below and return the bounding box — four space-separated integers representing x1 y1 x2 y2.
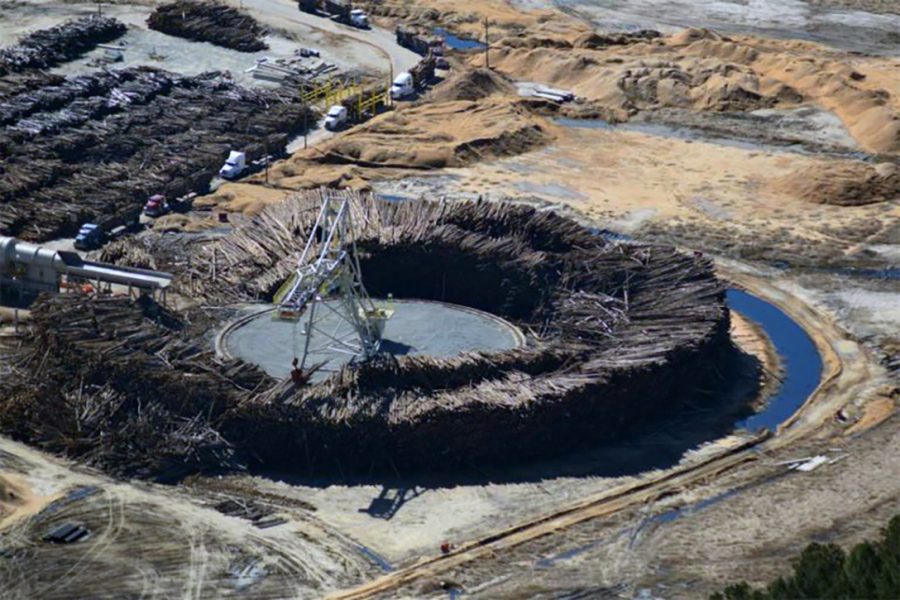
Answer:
0 67 314 241
147 1 268 52
0 17 126 76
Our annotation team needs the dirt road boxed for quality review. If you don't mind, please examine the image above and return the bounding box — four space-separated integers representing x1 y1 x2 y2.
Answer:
233 0 420 75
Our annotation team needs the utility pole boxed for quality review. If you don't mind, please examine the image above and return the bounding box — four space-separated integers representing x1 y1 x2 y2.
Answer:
484 17 490 70
264 139 270 185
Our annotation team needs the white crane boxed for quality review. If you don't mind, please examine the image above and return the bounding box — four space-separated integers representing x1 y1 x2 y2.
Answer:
274 193 392 375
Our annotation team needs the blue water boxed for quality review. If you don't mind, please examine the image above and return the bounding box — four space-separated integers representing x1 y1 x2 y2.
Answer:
726 289 823 432
434 27 486 50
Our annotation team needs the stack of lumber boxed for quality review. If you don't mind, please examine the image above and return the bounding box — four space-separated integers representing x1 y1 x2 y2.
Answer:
0 17 126 76
147 1 268 52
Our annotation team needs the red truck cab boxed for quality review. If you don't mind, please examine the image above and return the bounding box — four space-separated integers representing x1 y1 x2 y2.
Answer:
143 194 168 218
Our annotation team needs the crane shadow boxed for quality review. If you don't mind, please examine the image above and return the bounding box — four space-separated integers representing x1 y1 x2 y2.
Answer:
358 485 426 520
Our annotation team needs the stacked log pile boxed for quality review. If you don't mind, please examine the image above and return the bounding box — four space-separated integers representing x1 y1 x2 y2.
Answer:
0 295 265 480
200 192 740 473
0 17 126 76
148 1 268 52
3 194 744 479
0 67 314 241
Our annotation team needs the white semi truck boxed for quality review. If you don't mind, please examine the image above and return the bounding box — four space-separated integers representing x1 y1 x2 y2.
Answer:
219 150 247 180
324 105 348 130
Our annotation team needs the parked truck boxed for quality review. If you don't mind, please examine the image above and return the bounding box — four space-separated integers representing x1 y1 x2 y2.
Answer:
395 25 441 56
219 150 247 180
390 56 436 100
303 0 368 27
142 192 196 218
324 105 349 130
74 206 142 251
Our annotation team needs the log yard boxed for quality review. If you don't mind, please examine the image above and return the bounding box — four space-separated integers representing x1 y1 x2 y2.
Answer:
0 0 897 598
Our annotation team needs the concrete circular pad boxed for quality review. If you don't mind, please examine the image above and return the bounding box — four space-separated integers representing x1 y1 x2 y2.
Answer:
221 299 525 381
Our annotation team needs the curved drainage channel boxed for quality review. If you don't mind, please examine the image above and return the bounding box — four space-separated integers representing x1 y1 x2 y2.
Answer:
726 289 823 432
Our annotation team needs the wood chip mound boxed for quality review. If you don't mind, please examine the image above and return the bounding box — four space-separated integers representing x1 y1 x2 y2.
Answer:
775 161 899 206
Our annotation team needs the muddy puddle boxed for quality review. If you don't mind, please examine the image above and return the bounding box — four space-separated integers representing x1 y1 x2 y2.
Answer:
433 27 486 50
555 106 868 159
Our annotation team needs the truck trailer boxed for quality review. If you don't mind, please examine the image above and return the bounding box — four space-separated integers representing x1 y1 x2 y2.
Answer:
390 56 436 100
73 206 142 251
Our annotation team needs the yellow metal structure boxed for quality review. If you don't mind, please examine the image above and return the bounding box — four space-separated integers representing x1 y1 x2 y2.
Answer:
300 78 392 116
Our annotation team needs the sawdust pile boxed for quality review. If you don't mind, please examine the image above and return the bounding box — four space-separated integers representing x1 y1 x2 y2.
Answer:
427 67 516 102
773 161 899 206
196 183 290 217
357 0 582 40
0 474 49 528
480 28 900 154
261 99 552 190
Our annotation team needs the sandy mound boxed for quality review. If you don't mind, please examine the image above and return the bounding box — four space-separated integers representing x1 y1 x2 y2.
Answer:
193 183 292 216
149 213 218 233
257 99 552 191
0 474 51 529
357 0 584 40
773 161 899 206
0 475 26 517
313 100 549 168
479 37 797 119
573 30 662 49
428 67 516 102
477 28 900 153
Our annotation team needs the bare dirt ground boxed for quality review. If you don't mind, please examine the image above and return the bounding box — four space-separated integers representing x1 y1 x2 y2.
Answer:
0 436 377 598
375 120 898 268
547 0 900 55
1 0 898 597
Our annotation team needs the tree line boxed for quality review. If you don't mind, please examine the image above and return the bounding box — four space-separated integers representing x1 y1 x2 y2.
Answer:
712 515 900 599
